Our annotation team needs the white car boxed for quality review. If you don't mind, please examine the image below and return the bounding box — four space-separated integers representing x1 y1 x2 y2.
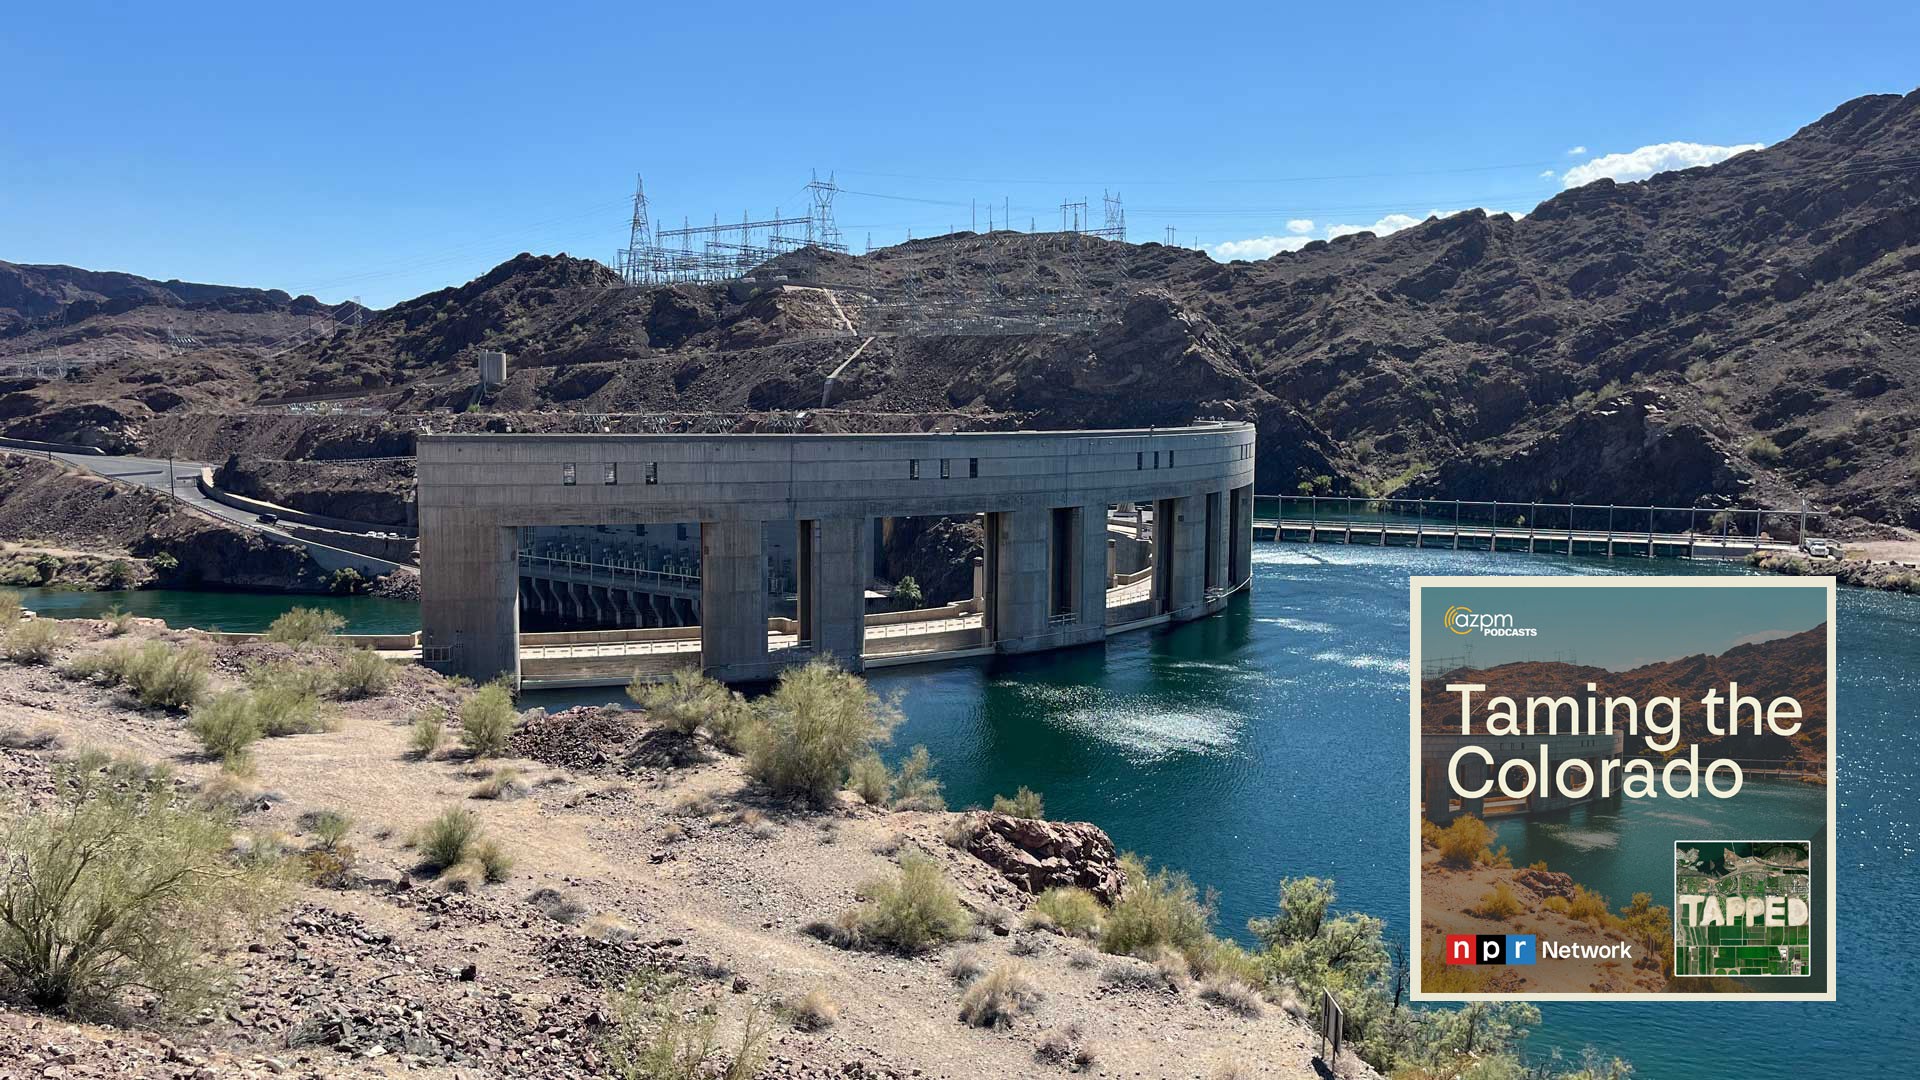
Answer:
1803 540 1831 559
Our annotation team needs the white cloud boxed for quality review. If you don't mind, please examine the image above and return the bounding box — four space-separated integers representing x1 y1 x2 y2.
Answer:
1285 218 1314 234
1326 213 1426 240
1208 234 1314 261
1561 141 1764 188
1566 145 1587 156
1207 208 1528 262
1538 169 1556 180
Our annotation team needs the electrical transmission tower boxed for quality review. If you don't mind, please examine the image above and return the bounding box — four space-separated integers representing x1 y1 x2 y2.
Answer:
807 170 843 250
617 175 651 286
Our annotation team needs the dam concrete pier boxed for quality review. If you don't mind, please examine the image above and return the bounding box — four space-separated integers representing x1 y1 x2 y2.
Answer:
417 423 1255 685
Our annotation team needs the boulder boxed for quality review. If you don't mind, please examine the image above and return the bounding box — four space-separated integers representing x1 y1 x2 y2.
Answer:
957 811 1124 903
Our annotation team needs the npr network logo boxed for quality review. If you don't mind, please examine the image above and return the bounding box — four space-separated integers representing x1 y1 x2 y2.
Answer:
1444 934 1537 966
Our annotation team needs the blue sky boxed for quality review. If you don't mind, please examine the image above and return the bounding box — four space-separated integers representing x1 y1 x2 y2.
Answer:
1420 584 1829 672
4 1 1916 308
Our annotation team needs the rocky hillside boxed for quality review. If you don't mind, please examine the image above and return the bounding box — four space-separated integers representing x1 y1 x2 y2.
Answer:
10 89 1918 530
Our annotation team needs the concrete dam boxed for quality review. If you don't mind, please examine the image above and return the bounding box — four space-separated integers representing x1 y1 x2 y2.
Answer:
417 422 1256 686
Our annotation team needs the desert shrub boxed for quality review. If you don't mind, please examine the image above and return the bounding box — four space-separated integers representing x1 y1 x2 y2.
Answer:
1189 936 1265 985
946 946 988 984
1567 884 1611 924
991 786 1045 819
527 887 587 925
244 665 331 736
1249 876 1388 1007
1419 818 1444 849
0 590 21 623
439 860 484 893
700 692 756 753
0 763 289 1016
60 642 136 683
603 976 770 1080
847 852 972 953
103 560 137 590
472 766 527 800
1036 1023 1098 1071
474 838 513 882
263 607 345 648
1475 881 1524 921
328 567 368 595
124 641 209 711
1435 815 1498 867
458 684 517 757
148 551 179 574
1744 435 1784 463
1099 854 1214 960
1543 895 1571 915
886 744 944 810
1029 887 1103 938
409 706 446 757
784 988 839 1031
0 725 60 750
300 809 352 852
745 658 900 803
101 606 136 636
187 691 263 769
848 753 889 805
1198 974 1265 1017
958 961 1044 1028
415 806 481 870
332 648 394 699
630 668 730 736
4 618 67 665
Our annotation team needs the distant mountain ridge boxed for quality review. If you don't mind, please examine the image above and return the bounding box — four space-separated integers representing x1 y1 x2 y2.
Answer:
0 260 360 335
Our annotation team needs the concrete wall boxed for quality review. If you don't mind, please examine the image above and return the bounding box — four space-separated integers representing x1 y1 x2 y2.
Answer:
418 423 1256 684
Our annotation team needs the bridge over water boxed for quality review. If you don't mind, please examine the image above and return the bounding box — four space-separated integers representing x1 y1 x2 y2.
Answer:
1254 496 1821 559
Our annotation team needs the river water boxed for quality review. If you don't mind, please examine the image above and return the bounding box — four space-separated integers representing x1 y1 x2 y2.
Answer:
30 548 1914 1077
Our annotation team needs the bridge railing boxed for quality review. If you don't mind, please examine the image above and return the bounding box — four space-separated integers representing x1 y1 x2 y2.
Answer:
1253 495 1825 543
517 553 702 592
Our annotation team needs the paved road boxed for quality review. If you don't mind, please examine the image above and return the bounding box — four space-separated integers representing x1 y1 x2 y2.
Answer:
49 451 407 573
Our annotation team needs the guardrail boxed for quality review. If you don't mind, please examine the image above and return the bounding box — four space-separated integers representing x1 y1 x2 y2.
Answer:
517 553 701 592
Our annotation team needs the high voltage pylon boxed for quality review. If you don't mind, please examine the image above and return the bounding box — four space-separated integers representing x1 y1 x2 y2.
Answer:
615 171 847 285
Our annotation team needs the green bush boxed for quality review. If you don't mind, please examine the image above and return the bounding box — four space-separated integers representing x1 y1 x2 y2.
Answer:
746 659 900 803
629 668 730 736
101 606 136 637
0 589 21 623
103 560 137 590
301 809 352 852
124 641 210 711
1099 854 1215 961
602 975 770 1080
188 691 264 769
244 663 331 735
332 648 394 699
886 745 944 810
415 806 481 870
458 684 517 757
4 618 68 665
890 576 923 609
328 567 368 595
263 607 346 648
0 763 290 1017
409 706 446 758
991 786 1045 819
1029 887 1103 938
848 753 889 805
148 551 179 574
844 852 972 953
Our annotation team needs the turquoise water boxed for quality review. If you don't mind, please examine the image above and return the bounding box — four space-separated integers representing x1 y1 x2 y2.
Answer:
9 586 420 635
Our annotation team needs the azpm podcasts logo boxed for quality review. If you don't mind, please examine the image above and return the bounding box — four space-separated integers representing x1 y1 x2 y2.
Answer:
1442 604 1538 638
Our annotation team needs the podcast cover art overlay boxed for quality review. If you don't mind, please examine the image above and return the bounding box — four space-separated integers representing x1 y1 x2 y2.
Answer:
1409 577 1835 1002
